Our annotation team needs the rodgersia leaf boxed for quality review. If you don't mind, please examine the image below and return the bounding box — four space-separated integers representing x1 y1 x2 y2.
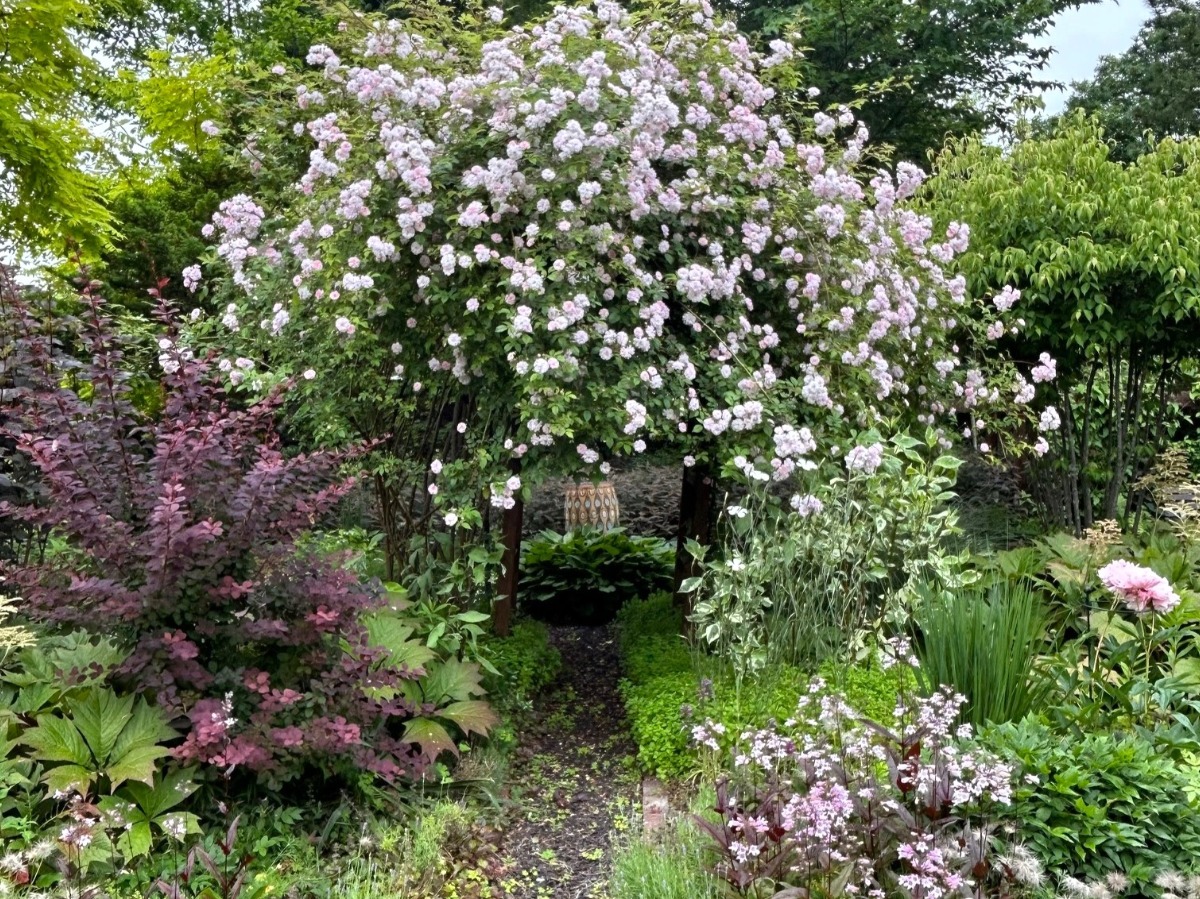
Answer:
438 700 499 738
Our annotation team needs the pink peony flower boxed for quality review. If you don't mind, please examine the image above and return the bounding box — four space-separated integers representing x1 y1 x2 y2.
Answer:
1097 559 1180 615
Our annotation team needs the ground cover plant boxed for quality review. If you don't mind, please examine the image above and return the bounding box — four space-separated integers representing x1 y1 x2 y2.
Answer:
616 593 908 780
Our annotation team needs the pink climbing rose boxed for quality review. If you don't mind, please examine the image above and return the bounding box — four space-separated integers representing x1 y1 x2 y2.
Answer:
1097 560 1180 615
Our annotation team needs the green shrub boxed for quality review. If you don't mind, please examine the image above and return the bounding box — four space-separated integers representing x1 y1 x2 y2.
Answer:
620 633 693 686
520 528 675 624
819 659 911 726
621 671 700 780
482 621 561 710
616 595 907 780
913 580 1052 727
984 717 1200 886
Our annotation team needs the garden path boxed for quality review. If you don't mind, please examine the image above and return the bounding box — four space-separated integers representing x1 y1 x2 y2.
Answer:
500 624 641 898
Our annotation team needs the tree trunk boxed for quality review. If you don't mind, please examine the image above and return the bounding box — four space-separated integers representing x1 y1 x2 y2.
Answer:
1078 361 1099 529
673 461 714 616
493 460 523 637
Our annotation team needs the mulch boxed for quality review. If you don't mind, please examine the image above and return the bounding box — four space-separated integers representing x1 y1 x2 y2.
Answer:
498 624 641 898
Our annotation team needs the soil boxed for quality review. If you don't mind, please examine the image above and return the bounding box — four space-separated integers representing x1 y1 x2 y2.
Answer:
498 624 641 899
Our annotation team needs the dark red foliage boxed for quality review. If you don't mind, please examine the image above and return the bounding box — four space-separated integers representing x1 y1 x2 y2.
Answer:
1 285 427 784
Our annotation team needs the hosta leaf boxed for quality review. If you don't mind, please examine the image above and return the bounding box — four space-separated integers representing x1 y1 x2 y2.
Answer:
69 689 135 763
401 717 458 759
438 700 498 738
21 715 91 766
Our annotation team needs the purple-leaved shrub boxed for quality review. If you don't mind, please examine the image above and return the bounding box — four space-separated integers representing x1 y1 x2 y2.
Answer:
1 284 481 784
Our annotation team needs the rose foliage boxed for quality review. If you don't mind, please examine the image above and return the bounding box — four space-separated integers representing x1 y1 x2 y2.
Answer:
188 0 1053 535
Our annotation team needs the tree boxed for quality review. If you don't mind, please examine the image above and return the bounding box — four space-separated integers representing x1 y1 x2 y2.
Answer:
924 115 1200 531
87 0 351 307
0 0 112 253
717 0 1095 163
186 0 1047 602
1065 0 1200 162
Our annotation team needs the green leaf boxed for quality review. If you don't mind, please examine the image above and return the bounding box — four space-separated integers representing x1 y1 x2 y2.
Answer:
421 658 486 704
117 820 154 859
438 700 499 738
69 688 135 763
43 763 94 794
21 715 91 766
106 744 172 790
364 612 438 672
119 767 199 818
401 718 458 759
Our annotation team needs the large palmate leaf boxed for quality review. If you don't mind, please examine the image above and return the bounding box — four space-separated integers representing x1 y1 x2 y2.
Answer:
19 687 176 792
120 766 199 818
70 689 135 762
401 717 458 759
107 702 176 788
21 714 91 766
43 763 96 795
438 700 499 738
420 658 486 705
101 768 200 857
364 611 438 672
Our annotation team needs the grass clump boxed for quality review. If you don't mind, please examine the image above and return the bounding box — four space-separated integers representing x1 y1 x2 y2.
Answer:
913 580 1050 727
608 814 721 899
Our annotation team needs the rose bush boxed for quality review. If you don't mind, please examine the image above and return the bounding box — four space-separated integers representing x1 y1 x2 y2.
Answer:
183 0 1053 572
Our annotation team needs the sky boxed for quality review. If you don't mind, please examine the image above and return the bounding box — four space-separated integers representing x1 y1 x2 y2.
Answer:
1034 0 1150 113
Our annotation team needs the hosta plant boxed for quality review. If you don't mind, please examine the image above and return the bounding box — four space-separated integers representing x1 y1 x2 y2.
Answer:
520 527 675 623
0 289 495 784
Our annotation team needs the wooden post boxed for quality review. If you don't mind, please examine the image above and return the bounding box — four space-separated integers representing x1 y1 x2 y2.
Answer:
673 461 714 616
493 460 523 637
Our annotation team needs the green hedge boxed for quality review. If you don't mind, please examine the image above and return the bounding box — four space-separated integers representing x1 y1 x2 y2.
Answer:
615 594 906 780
